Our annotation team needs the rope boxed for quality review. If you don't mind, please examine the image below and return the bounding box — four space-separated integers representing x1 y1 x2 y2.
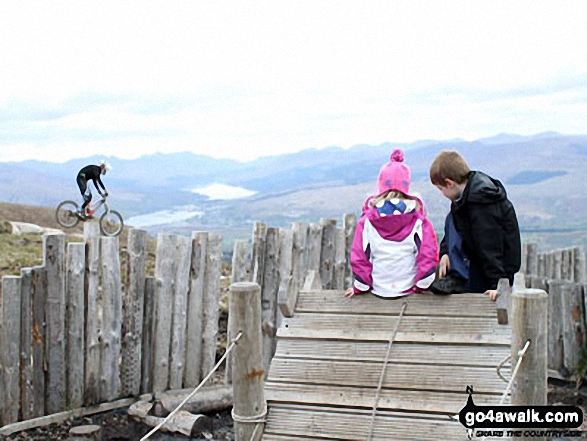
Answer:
366 302 408 441
231 388 268 441
496 354 512 383
140 331 243 441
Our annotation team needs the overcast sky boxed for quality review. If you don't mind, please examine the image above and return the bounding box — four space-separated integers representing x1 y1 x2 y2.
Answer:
1 1 586 163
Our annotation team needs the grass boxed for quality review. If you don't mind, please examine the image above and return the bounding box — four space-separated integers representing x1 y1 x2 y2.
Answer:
0 233 44 277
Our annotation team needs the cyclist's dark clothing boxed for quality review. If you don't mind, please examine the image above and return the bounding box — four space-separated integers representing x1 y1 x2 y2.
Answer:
77 165 106 210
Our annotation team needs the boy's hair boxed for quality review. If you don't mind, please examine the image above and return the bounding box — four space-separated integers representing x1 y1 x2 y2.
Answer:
429 150 471 185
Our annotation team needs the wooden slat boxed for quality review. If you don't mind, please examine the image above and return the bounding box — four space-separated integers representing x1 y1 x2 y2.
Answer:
296 290 499 317
267 358 510 394
265 382 507 414
274 339 510 367
263 404 481 441
278 313 511 344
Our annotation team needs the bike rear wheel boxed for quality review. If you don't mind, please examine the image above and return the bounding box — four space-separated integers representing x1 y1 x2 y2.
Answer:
100 210 124 237
56 200 81 228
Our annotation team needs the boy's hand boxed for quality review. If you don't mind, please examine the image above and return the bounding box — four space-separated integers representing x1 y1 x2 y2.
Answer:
438 255 450 279
344 288 355 298
485 289 498 301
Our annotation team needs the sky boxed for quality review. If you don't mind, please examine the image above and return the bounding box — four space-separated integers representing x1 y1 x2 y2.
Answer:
1 1 587 163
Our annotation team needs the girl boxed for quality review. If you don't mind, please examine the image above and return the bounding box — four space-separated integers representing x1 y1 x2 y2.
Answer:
345 149 439 299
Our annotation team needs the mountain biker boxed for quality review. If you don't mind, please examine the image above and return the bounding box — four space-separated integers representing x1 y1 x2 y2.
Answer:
76 161 110 218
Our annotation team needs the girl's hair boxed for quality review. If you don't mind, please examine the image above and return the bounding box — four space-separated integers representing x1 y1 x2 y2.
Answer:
429 150 470 185
369 190 421 210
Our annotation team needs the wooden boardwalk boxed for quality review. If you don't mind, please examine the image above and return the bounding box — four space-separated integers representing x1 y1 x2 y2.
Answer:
262 290 512 441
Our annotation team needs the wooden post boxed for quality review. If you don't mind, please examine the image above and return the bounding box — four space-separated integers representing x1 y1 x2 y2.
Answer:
153 234 177 393
31 266 47 417
66 243 86 409
343 214 357 289
526 243 538 277
169 235 192 390
511 288 548 441
306 223 323 273
561 283 585 373
185 232 208 388
553 250 562 280
100 236 122 401
277 229 294 319
0 276 3 426
545 252 553 279
20 268 35 421
84 222 102 405
561 249 570 281
574 247 586 284
251 222 267 286
201 234 222 378
332 227 346 290
319 218 337 289
291 222 309 287
232 240 248 284
537 253 546 278
121 228 147 397
230 282 265 441
495 278 511 325
261 228 280 377
547 280 564 372
141 277 155 394
44 233 67 414
2 276 22 424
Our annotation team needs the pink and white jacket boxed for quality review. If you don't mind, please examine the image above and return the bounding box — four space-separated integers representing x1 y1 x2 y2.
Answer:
351 195 439 298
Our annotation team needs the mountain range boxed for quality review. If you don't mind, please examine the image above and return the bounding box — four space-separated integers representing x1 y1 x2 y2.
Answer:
1 132 586 250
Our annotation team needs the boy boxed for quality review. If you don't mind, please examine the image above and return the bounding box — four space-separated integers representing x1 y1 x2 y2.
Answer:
429 151 521 300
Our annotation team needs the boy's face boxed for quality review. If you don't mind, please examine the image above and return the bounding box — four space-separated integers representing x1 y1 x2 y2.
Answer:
435 179 462 201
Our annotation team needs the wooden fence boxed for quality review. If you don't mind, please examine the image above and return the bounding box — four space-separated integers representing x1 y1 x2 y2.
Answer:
0 223 223 427
521 243 587 377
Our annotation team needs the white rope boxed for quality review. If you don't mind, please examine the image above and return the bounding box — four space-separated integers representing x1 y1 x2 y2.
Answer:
366 302 408 441
140 331 243 441
496 353 512 384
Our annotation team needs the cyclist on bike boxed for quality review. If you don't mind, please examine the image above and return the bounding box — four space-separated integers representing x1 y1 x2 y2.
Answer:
76 161 110 218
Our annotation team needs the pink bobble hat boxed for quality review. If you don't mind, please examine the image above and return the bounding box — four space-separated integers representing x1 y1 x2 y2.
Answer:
376 148 411 195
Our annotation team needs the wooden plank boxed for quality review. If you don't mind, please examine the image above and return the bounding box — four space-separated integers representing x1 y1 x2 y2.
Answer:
267 358 510 394
265 382 505 414
291 222 309 286
84 224 101 405
0 276 4 426
262 228 280 377
66 243 86 409
548 280 564 371
153 234 176 393
561 283 585 372
277 229 294 319
278 313 511 344
319 218 337 289
140 277 155 394
186 232 208 387
343 213 357 290
251 222 267 286
44 233 67 414
121 228 147 397
100 236 122 401
332 227 346 290
31 266 47 417
2 276 22 424
526 243 538 277
263 404 475 441
169 235 191 390
295 290 499 317
201 234 222 377
20 269 35 421
274 339 510 367
574 247 586 284
306 223 323 273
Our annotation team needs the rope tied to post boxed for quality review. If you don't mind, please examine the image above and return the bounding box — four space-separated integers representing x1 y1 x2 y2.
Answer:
366 301 408 441
140 331 243 441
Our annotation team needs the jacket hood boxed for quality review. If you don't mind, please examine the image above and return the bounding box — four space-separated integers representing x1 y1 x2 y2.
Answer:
365 196 424 241
458 171 507 205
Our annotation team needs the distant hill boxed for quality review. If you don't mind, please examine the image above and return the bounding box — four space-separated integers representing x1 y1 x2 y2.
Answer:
2 132 587 251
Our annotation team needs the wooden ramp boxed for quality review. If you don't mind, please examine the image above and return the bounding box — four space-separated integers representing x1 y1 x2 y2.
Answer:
262 290 512 441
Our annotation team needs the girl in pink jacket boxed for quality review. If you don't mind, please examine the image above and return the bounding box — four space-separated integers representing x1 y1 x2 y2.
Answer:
346 149 439 299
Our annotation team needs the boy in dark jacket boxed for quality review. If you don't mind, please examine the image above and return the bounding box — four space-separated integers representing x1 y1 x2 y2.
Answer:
429 151 521 300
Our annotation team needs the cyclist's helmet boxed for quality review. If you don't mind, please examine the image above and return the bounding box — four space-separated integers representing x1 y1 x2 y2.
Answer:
100 160 112 175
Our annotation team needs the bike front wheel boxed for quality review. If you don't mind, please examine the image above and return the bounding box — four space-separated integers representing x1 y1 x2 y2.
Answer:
56 200 80 228
100 210 124 237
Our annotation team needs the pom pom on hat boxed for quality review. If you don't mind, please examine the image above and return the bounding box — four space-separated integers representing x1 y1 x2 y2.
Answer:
376 148 411 195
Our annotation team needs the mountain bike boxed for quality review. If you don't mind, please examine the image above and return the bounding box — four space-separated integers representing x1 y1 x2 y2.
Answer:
55 196 124 237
